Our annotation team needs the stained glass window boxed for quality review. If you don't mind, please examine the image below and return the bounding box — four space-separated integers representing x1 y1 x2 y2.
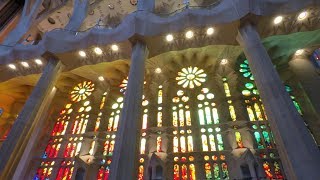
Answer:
70 81 95 102
176 67 207 88
235 131 244 148
222 78 237 121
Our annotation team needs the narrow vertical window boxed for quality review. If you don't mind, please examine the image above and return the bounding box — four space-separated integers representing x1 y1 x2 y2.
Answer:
140 138 146 154
189 164 196 180
263 162 273 178
201 135 209 151
254 132 264 149
221 162 229 179
173 111 178 127
262 131 272 148
213 163 220 179
157 136 162 152
198 109 205 125
89 141 95 155
217 134 224 151
173 137 179 153
142 113 148 129
246 106 255 121
180 136 186 153
209 134 216 151
187 135 193 152
205 163 212 179
235 132 244 148
138 165 144 180
181 164 188 180
173 164 179 180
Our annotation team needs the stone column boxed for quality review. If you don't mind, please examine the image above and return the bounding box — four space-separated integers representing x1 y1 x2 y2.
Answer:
109 41 148 180
13 86 57 179
0 52 62 178
237 22 320 180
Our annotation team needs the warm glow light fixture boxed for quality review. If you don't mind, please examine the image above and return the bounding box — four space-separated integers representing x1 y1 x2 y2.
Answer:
273 16 283 24
185 30 194 39
298 11 308 21
295 49 304 55
94 47 103 55
21 61 29 68
79 50 86 57
98 76 105 81
35 59 43 65
155 68 162 73
221 59 228 65
8 64 16 70
111 44 119 51
166 34 174 42
206 27 214 35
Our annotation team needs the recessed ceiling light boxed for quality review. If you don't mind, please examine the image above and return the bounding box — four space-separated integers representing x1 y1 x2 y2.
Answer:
274 16 283 25
94 47 103 55
295 49 304 55
34 59 43 65
155 68 162 73
166 34 174 42
221 59 228 65
185 30 194 39
206 27 214 35
79 50 86 57
8 64 16 70
98 76 105 81
111 44 119 51
21 61 29 68
298 11 308 21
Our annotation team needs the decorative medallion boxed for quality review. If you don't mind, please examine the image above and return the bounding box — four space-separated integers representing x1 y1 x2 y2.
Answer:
176 67 207 89
70 81 95 102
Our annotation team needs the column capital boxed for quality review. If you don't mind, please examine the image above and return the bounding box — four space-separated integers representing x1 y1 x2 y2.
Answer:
239 14 260 29
41 51 59 61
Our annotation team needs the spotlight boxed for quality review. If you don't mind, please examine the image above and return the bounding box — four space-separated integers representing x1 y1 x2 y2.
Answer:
8 64 16 70
79 50 86 57
98 76 105 81
21 61 29 68
298 11 308 21
166 34 174 42
206 27 214 35
220 59 228 65
94 47 103 55
295 49 304 55
155 68 162 73
34 59 43 65
111 44 119 51
185 30 194 39
273 16 283 25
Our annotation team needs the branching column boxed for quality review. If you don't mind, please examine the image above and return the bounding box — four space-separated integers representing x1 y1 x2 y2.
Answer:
109 41 148 180
237 22 320 180
0 52 62 178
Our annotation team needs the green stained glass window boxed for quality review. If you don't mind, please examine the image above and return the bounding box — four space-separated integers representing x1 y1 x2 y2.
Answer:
254 132 264 149
243 72 251 78
217 134 224 151
262 131 272 148
245 83 254 89
213 163 220 179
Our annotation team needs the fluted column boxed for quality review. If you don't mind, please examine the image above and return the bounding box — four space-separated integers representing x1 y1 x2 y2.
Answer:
0 52 62 178
237 22 320 180
109 41 148 180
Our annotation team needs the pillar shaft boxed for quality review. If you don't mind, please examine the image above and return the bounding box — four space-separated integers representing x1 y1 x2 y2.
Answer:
13 87 57 179
0 53 62 177
237 23 320 180
109 41 148 180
